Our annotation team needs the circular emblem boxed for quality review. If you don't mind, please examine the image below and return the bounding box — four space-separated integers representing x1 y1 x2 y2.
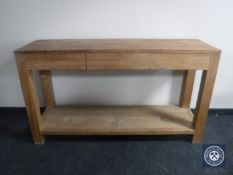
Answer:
204 146 225 166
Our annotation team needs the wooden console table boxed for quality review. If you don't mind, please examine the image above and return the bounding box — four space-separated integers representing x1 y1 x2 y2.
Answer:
14 39 221 144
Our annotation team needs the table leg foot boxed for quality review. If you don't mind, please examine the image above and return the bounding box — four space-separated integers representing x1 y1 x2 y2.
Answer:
33 135 45 145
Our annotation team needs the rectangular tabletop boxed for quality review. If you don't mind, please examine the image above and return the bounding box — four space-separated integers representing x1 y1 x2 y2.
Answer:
15 39 220 54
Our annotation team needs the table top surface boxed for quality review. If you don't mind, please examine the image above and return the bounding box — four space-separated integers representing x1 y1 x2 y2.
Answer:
15 39 220 54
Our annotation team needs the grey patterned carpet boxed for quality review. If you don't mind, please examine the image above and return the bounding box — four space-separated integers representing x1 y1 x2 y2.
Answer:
0 108 232 175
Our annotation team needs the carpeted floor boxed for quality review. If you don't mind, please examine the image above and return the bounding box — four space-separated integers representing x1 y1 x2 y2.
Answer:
0 108 232 175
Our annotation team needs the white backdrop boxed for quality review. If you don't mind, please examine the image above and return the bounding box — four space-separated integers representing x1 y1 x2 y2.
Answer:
0 0 232 107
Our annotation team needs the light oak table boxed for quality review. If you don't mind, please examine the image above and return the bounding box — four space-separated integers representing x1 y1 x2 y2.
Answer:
14 39 221 144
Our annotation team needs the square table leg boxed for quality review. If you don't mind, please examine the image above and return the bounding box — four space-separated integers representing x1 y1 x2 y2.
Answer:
192 53 220 143
16 56 44 144
179 70 196 108
39 70 55 109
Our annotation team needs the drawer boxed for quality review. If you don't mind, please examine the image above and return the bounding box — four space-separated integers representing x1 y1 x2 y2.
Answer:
86 53 210 70
16 53 86 70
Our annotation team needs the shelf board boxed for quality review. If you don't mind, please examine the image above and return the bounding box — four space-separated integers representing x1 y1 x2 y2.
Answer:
40 105 194 135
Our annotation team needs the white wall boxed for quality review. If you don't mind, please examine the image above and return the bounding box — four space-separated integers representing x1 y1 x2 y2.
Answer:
0 0 232 107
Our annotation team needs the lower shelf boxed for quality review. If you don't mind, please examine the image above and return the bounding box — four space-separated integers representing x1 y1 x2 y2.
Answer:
40 105 194 135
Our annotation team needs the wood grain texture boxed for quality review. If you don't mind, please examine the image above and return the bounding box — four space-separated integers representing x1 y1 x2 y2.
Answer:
15 55 44 144
14 39 220 54
39 71 55 109
192 53 220 143
179 70 196 107
16 53 86 70
40 105 194 135
87 53 210 70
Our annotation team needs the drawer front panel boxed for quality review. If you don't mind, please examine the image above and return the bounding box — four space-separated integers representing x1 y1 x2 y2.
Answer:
87 53 210 70
17 53 86 70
